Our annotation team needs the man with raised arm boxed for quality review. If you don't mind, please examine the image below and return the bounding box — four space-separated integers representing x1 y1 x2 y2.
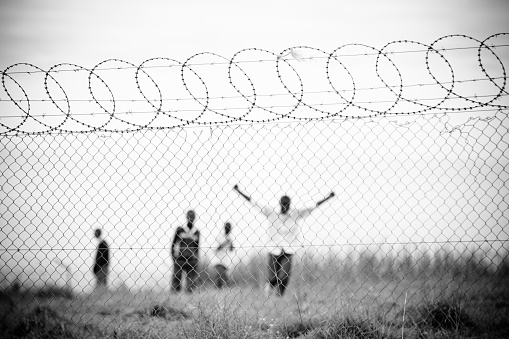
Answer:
171 210 200 293
233 185 334 296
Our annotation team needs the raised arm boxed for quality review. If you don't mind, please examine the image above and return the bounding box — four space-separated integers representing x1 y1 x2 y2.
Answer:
233 184 269 215
316 192 335 207
233 184 252 202
297 192 336 219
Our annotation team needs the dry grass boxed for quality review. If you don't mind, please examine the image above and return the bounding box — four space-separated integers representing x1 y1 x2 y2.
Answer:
1 248 508 338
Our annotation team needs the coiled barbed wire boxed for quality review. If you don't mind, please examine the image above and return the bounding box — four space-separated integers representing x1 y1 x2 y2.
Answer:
1 33 508 135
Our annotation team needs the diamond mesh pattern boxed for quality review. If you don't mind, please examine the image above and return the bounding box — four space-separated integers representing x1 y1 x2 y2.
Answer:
1 113 508 337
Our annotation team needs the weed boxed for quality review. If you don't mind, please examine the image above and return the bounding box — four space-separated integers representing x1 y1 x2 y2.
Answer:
307 316 395 339
1 246 508 338
6 306 80 339
421 300 476 331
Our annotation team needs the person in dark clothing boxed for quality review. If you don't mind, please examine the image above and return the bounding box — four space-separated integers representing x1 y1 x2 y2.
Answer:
93 228 110 287
171 210 200 293
234 185 334 296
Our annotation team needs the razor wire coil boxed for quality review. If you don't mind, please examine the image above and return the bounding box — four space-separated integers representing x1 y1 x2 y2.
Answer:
1 33 508 135
1 33 509 338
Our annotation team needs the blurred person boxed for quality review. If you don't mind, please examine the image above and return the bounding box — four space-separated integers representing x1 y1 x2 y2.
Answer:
171 210 200 293
210 222 235 288
93 228 110 287
233 185 334 296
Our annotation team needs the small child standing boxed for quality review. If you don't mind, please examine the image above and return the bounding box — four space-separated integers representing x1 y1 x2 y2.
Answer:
210 222 234 288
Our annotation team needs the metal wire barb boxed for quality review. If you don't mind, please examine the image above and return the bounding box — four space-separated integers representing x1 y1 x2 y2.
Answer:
0 34 508 338
1 33 508 135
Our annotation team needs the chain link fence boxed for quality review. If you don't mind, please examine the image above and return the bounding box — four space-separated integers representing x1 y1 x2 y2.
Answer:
1 33 509 338
1 111 508 338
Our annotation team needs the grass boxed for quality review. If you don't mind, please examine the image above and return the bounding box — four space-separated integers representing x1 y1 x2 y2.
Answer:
1 248 508 338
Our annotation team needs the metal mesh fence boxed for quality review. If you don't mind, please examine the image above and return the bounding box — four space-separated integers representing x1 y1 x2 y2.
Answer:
1 33 509 338
1 112 508 338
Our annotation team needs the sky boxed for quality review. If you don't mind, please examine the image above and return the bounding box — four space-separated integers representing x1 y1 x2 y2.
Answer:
1 0 508 292
1 0 508 69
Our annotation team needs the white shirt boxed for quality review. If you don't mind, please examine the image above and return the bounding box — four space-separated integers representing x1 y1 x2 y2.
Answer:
210 233 234 268
258 204 314 255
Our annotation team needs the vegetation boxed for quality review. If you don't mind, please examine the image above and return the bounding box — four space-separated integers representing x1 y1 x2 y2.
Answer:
1 247 508 338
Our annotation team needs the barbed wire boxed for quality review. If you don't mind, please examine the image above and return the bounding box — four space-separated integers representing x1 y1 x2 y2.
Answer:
3 238 507 252
2 44 509 76
1 33 508 135
0 77 505 105
1 93 505 120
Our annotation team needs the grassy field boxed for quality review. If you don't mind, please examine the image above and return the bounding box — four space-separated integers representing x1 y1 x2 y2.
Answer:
1 250 509 338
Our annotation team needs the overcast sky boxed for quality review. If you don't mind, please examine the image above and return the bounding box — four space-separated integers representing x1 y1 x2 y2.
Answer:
1 0 508 69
